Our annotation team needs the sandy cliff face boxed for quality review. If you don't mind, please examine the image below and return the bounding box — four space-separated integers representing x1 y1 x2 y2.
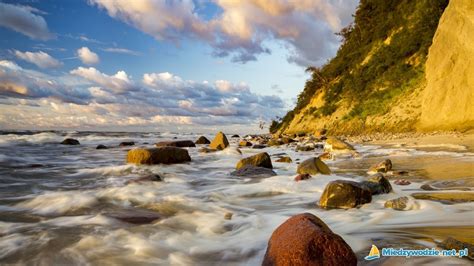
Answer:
420 0 474 130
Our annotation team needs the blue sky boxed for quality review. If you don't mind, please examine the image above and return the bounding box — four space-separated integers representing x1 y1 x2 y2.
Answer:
0 0 357 133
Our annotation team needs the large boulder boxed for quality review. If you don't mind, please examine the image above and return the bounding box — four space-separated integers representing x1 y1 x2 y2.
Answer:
324 137 355 152
155 140 196 147
126 147 191 165
368 159 392 173
209 131 229 150
195 136 210 144
360 173 392 195
297 157 331 175
230 166 276 178
236 152 272 170
262 213 357 266
319 180 372 209
61 138 80 145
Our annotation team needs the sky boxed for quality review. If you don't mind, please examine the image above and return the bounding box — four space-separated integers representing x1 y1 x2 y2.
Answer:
0 0 358 133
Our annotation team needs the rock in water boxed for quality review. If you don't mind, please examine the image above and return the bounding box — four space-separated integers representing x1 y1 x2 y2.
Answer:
96 144 108 149
276 156 292 163
231 134 240 138
324 136 355 152
368 159 392 173
360 173 392 195
155 140 196 147
195 136 210 144
236 152 272 170
126 174 163 184
61 138 80 145
119 141 135 147
209 131 229 150
319 180 372 209
294 173 311 181
239 140 253 147
384 196 411 211
126 147 191 165
439 237 474 259
230 166 276 178
262 213 357 266
297 157 331 175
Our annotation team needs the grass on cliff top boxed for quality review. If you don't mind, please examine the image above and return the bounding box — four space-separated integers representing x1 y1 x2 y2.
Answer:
271 0 448 134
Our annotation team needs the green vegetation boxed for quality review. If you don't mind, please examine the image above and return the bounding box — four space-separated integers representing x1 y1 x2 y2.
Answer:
271 0 448 133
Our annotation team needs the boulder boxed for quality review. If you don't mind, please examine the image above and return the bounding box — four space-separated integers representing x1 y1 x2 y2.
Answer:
236 152 272 170
119 141 135 147
360 173 392 195
252 144 267 149
230 166 277 178
209 131 229 150
126 147 191 165
368 159 392 173
96 144 108 149
231 134 240 138
239 140 253 147
297 157 331 175
126 174 163 184
384 196 411 211
276 156 292 163
324 136 355 151
155 140 196 147
294 173 311 182
195 136 211 144
105 209 161 224
61 138 80 145
262 213 357 266
319 180 372 209
395 179 411 185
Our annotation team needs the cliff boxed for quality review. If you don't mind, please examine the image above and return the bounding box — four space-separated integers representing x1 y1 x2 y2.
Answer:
420 0 474 131
271 0 473 135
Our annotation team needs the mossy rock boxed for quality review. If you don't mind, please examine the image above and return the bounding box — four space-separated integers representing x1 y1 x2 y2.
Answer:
236 152 272 170
297 157 331 175
126 147 191 165
209 131 229 150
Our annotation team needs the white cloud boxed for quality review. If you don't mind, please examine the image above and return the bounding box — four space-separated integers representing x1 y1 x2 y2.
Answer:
14 50 62 69
76 47 100 65
102 47 141 56
89 0 358 66
70 67 133 93
0 2 53 40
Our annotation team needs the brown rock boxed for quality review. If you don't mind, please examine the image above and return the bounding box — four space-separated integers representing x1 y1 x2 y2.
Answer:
368 159 392 173
195 136 211 144
324 137 355 151
155 140 196 147
236 152 273 170
276 156 292 163
119 141 135 147
294 173 311 181
126 147 191 165
239 140 253 147
61 138 80 145
262 213 357 266
297 157 331 175
230 166 277 178
209 131 229 150
319 180 372 209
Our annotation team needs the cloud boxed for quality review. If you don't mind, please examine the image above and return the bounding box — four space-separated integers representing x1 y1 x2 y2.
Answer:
0 61 285 130
14 50 63 69
0 2 53 40
90 0 358 66
101 47 141 56
0 60 90 104
76 47 100 65
70 67 134 94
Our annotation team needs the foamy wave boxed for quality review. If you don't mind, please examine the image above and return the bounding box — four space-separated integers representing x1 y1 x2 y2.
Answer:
16 191 99 215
